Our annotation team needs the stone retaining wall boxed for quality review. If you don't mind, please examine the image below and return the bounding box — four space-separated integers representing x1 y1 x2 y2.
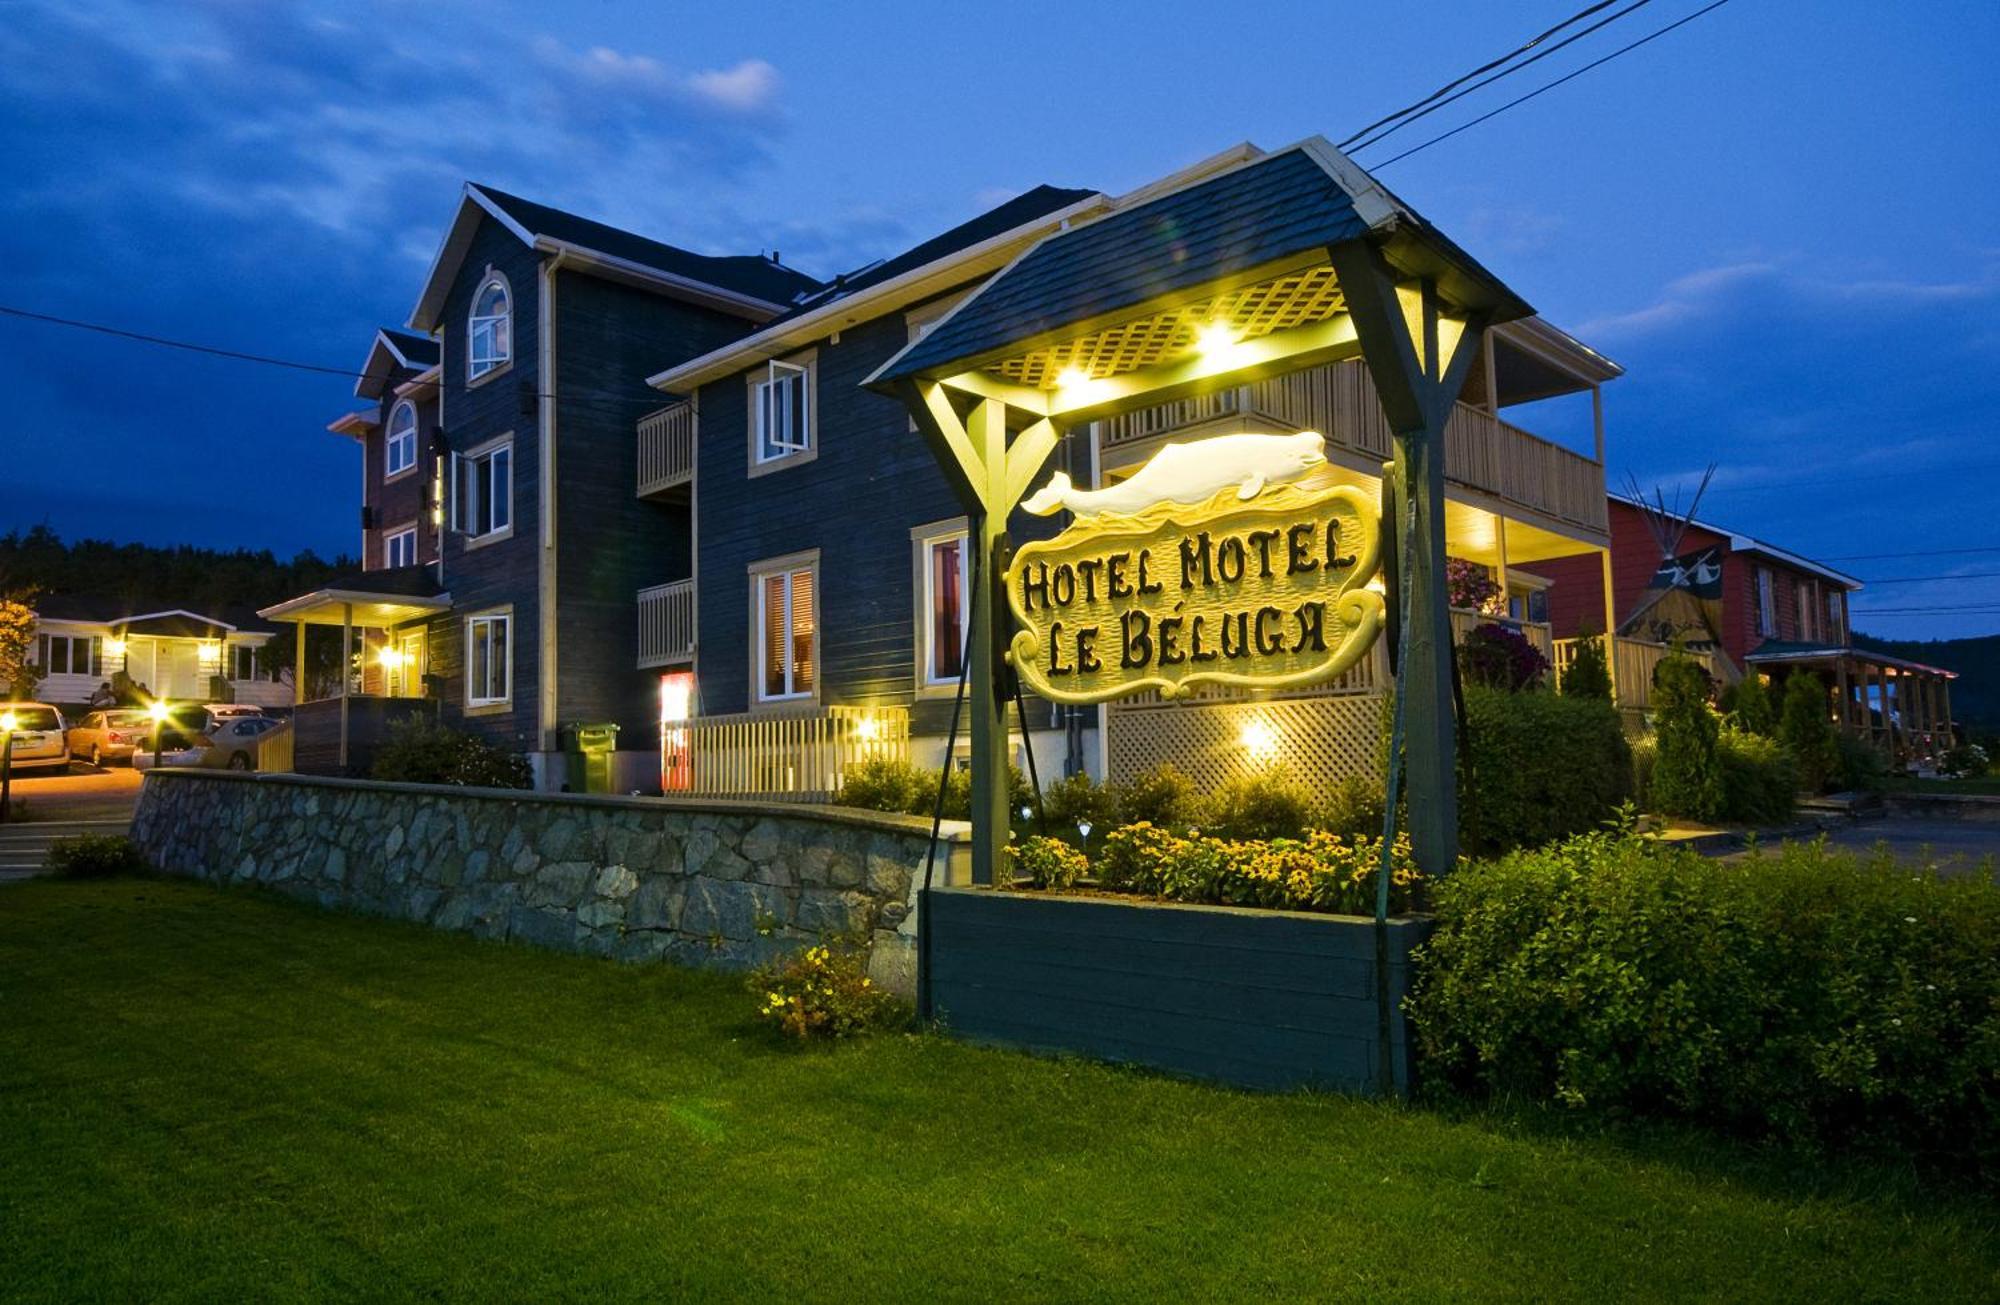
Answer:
131 771 970 996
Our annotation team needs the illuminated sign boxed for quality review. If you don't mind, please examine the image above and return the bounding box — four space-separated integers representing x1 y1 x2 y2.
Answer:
1006 432 1383 704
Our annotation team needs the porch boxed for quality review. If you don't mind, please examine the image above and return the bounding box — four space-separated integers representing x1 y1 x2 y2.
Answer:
661 703 910 801
1747 642 1957 766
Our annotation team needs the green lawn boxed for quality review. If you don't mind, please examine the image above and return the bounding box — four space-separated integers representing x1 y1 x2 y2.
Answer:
3 880 1996 1302
1888 774 2000 796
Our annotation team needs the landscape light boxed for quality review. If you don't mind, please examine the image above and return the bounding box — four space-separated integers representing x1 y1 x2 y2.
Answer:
1240 718 1280 762
148 700 169 723
1077 820 1093 840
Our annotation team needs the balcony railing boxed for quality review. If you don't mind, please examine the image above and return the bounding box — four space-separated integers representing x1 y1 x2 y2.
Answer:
1553 636 1718 711
1100 359 1608 535
637 402 695 499
637 579 696 668
1449 608 1555 665
667 704 910 801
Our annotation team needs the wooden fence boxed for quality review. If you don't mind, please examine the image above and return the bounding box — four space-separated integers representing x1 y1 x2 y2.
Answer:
674 704 910 801
1552 637 1718 711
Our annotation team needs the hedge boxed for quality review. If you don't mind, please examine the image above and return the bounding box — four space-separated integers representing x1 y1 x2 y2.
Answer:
1409 825 2000 1177
1457 685 1632 854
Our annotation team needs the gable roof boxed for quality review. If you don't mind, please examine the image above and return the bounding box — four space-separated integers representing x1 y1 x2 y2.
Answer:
408 183 823 332
356 327 442 400
1609 493 1860 589
873 137 1529 387
28 594 276 636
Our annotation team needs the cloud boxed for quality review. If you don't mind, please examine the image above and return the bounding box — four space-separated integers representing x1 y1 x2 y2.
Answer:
1580 258 2000 340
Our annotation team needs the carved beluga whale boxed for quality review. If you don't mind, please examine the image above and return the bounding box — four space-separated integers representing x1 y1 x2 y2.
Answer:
1022 430 1327 518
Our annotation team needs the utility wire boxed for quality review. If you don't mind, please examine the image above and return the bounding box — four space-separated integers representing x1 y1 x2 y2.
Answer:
1368 0 1735 169
1853 572 2000 586
1338 0 1635 147
1345 0 1659 155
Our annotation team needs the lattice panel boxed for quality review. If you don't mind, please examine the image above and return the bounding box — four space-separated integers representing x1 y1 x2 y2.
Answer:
1105 690 1384 795
993 267 1346 389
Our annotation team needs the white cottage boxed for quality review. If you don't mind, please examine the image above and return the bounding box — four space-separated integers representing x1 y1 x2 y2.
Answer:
16 595 288 710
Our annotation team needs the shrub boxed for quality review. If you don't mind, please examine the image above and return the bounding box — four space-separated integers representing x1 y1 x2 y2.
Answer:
1836 733 1890 793
1649 655 1724 821
834 756 934 815
1716 725 1796 824
1409 828 2000 1175
1008 835 1089 891
1558 633 1612 700
371 717 532 789
1039 771 1116 839
1457 684 1632 853
1096 821 1180 892
1096 823 1422 915
1779 672 1840 793
753 944 903 1040
1115 764 1201 830
1721 672 1777 737
1942 742 1991 779
1630 735 1656 809
1199 771 1315 841
46 833 145 879
1458 622 1550 691
1314 775 1387 840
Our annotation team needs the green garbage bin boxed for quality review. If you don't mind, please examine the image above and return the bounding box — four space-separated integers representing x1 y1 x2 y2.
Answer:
561 722 620 794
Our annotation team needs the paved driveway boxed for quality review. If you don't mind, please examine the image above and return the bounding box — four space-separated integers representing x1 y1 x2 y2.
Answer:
1807 817 2000 877
0 765 142 879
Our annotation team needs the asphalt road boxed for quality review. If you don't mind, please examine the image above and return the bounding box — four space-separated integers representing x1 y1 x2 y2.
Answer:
0 766 142 878
1808 816 2000 877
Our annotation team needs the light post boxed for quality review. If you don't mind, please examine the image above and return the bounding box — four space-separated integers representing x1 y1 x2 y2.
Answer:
148 699 169 770
0 709 16 824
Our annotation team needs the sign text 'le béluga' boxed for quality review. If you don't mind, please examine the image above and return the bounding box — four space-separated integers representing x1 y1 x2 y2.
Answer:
1006 432 1385 705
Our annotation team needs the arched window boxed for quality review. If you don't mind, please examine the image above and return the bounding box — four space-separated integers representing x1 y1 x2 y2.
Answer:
385 400 418 476
468 274 511 380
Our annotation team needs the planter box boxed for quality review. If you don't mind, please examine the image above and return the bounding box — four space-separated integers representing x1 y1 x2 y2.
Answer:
923 887 1432 1094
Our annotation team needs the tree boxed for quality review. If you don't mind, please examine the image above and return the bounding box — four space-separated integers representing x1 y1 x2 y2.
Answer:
1779 672 1840 793
1559 629 1613 700
1723 671 1777 737
1650 653 1724 821
0 592 42 700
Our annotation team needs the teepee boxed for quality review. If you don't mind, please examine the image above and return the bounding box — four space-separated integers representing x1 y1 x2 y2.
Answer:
1617 468 1741 681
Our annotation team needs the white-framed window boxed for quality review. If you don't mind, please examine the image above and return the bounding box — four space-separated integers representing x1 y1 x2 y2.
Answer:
751 552 818 703
468 273 512 381
230 644 262 682
36 634 100 677
749 355 814 470
386 400 418 477
451 438 512 540
384 526 418 569
912 520 970 689
1825 588 1844 639
465 611 512 707
1754 567 1777 638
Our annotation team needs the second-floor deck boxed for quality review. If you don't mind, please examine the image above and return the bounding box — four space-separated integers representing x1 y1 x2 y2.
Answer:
637 402 696 501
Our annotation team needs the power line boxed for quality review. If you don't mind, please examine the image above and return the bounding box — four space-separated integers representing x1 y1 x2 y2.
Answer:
1338 0 1640 148
1368 0 1736 169
1345 0 1659 155
1855 572 2000 586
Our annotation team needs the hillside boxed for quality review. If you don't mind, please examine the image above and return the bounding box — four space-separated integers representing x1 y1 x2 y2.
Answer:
1852 629 1998 736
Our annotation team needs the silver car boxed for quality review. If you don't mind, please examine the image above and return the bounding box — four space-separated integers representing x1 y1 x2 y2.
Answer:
203 716 287 771
1 703 71 773
67 707 156 766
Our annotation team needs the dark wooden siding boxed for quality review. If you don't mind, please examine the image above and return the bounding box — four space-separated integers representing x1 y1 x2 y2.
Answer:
926 889 1427 1093
551 270 750 740
362 385 439 570
434 215 542 750
692 298 1081 726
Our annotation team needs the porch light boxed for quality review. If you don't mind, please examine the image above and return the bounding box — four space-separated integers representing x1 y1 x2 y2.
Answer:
375 647 409 669
853 715 881 742
1240 718 1280 762
1195 321 1237 357
0 712 16 734
1055 366 1089 390
103 638 127 658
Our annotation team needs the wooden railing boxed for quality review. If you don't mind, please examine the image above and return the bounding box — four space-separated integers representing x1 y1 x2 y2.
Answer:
1449 607 1555 664
637 579 696 667
668 704 910 801
1553 636 1718 711
1100 359 1608 535
637 402 695 498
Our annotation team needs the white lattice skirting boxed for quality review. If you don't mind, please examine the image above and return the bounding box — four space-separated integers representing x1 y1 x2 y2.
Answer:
1106 691 1385 792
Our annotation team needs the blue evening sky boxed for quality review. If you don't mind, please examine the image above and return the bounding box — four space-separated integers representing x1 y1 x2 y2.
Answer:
3 1 1997 638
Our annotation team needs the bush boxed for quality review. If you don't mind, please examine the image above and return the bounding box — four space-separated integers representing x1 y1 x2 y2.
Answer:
1115 764 1201 830
1458 622 1550 691
753 944 903 1040
1039 771 1116 838
1716 725 1796 824
834 756 934 815
1649 655 1724 821
1095 823 1422 915
1942 742 1991 779
1836 733 1890 793
1720 672 1777 737
1409 827 2000 1175
371 718 532 789
1314 775 1387 840
1458 684 1632 853
1778 672 1840 793
1199 771 1315 841
1558 633 1612 700
1008 835 1088 890
45 833 145 879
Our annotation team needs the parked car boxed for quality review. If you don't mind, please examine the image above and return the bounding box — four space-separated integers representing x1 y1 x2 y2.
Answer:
202 716 287 771
0 702 71 773
205 705 270 721
130 704 215 770
67 707 157 766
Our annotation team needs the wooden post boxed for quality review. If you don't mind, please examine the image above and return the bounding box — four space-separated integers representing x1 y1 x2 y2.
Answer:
1494 514 1510 611
293 619 306 707
1591 384 1605 465
966 398 1011 887
339 602 352 772
1835 657 1851 735
1599 548 1619 705
1329 242 1487 876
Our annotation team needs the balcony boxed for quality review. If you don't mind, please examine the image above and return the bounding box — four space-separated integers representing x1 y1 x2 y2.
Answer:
637 579 695 668
1099 359 1608 537
637 401 695 500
